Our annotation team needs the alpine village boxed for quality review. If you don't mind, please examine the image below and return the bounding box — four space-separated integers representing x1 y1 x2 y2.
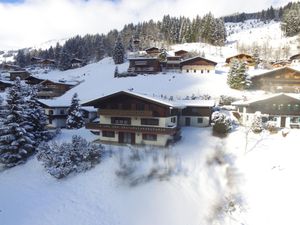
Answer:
1 1 300 225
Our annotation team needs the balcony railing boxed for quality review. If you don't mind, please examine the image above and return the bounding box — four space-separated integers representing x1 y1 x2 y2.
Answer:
85 123 178 135
99 109 153 117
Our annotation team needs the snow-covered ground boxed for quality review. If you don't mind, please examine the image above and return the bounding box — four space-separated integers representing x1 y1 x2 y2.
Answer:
1 127 299 225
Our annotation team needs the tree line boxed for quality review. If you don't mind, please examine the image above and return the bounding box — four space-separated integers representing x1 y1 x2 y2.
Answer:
15 13 226 70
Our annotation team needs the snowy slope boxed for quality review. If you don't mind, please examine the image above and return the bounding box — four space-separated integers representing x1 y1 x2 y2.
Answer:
0 127 233 225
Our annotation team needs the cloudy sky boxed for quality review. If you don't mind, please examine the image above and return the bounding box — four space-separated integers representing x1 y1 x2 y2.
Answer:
0 0 296 50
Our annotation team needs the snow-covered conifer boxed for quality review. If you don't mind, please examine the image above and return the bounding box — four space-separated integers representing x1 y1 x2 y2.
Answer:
66 93 84 129
113 35 125 64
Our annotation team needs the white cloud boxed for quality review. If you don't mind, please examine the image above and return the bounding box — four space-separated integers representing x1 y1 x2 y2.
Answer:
0 0 297 50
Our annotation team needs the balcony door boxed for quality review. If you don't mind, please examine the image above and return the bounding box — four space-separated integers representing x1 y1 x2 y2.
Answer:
185 117 191 126
118 132 135 144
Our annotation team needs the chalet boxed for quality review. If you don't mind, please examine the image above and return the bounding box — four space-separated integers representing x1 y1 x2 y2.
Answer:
71 58 84 69
38 100 97 128
180 56 217 74
179 100 215 127
165 56 182 72
83 91 215 146
174 50 189 58
37 79 76 99
24 76 45 85
271 60 290 68
128 58 161 74
40 59 56 68
2 64 22 71
31 57 43 64
232 93 300 128
290 54 300 65
0 80 13 91
145 47 161 56
251 67 300 93
9 71 31 81
225 54 255 66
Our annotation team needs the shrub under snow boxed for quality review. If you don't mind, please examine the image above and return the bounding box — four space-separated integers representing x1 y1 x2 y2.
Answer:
37 135 103 179
212 112 232 135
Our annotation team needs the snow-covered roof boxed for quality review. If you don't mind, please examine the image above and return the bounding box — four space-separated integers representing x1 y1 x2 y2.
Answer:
250 67 300 79
177 100 215 107
180 56 217 66
232 93 300 106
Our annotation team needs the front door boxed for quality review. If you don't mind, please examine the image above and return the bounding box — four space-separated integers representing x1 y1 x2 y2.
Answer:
185 117 191 126
280 116 286 128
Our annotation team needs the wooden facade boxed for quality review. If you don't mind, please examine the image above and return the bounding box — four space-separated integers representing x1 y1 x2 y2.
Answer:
180 56 217 74
145 47 160 56
37 80 75 99
174 50 189 58
165 56 181 71
83 91 181 146
251 67 300 93
233 94 300 128
0 80 12 91
225 53 255 65
25 76 45 85
9 71 31 81
128 58 162 74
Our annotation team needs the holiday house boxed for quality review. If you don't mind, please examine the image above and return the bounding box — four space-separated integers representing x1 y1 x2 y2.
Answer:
232 93 300 128
225 54 255 67
174 50 189 58
180 56 217 74
37 79 77 99
251 67 300 93
127 58 162 74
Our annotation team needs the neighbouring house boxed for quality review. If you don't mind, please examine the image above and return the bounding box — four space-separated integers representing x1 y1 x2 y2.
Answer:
37 79 76 99
1 64 22 71
179 100 215 127
174 50 189 58
9 71 31 81
40 59 56 68
82 90 215 146
232 93 300 128
71 58 84 69
145 47 161 56
127 58 162 74
271 60 291 68
25 76 45 85
31 57 43 64
38 100 97 128
165 56 182 72
0 80 13 91
180 56 217 74
251 67 300 93
290 54 300 65
225 53 255 66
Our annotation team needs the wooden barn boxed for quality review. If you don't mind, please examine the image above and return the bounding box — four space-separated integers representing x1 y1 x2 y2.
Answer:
127 58 162 74
251 67 300 93
71 58 84 69
180 56 217 74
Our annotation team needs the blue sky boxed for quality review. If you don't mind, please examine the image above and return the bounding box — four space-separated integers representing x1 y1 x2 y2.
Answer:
0 0 297 50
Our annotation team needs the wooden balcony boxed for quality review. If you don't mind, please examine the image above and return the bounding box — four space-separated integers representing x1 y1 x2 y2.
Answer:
85 123 179 135
99 109 153 117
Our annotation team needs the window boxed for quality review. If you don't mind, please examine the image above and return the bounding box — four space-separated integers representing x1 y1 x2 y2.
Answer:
141 118 159 126
111 117 131 125
49 110 53 115
272 104 276 110
201 70 204 74
197 118 203 123
269 116 277 121
60 109 65 115
142 134 157 141
194 70 196 73
186 69 189 73
287 104 292 112
136 103 145 111
291 117 299 123
171 117 176 123
294 104 300 111
207 70 210 73
102 131 115 137
278 104 284 110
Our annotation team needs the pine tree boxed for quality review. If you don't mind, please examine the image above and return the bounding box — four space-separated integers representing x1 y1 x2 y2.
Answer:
112 35 125 64
58 47 71 71
66 93 84 129
227 59 251 90
114 66 119 78
281 3 300 37
15 50 27 68
0 78 35 167
26 86 49 142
